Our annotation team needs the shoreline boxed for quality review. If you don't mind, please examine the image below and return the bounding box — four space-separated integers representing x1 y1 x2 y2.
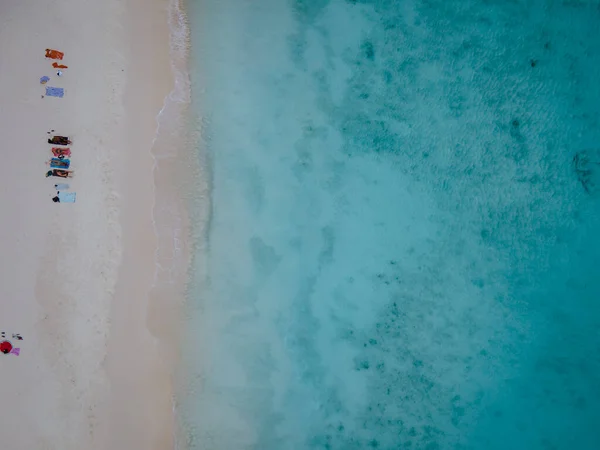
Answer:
104 0 193 448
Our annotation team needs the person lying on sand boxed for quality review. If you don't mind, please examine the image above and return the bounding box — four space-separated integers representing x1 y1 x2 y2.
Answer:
48 158 70 169
48 136 71 145
46 169 73 178
52 147 71 158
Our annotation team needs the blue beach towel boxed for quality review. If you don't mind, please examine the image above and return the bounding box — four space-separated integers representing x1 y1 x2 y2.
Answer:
58 192 76 203
50 158 70 169
40 76 50 84
54 183 69 190
45 86 64 98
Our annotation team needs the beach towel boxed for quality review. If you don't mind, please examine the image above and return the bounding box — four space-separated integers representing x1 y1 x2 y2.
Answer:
58 192 76 203
45 86 64 98
54 183 69 190
52 147 71 157
10 348 20 356
40 76 50 84
50 158 70 169
52 62 68 69
45 49 64 60
46 169 73 178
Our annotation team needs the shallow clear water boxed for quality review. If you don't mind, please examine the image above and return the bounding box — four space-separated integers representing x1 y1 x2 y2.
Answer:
180 0 600 448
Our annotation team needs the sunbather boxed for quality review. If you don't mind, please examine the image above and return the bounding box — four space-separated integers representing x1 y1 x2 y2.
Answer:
46 169 73 178
52 147 71 158
49 158 70 169
52 62 68 69
48 136 71 145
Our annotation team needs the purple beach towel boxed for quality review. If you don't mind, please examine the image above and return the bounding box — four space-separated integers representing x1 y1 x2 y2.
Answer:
45 86 64 98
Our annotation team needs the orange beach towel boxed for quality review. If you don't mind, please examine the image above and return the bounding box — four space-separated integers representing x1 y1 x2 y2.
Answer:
45 49 64 60
52 62 68 69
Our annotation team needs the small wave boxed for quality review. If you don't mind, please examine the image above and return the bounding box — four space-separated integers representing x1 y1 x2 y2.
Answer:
167 0 191 105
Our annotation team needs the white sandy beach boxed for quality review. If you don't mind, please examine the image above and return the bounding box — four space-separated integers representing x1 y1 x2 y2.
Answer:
0 0 180 448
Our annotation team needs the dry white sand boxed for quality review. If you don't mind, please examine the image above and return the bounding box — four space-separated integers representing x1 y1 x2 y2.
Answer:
0 0 179 448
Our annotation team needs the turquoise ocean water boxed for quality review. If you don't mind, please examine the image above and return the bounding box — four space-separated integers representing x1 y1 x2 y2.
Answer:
179 1 600 448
